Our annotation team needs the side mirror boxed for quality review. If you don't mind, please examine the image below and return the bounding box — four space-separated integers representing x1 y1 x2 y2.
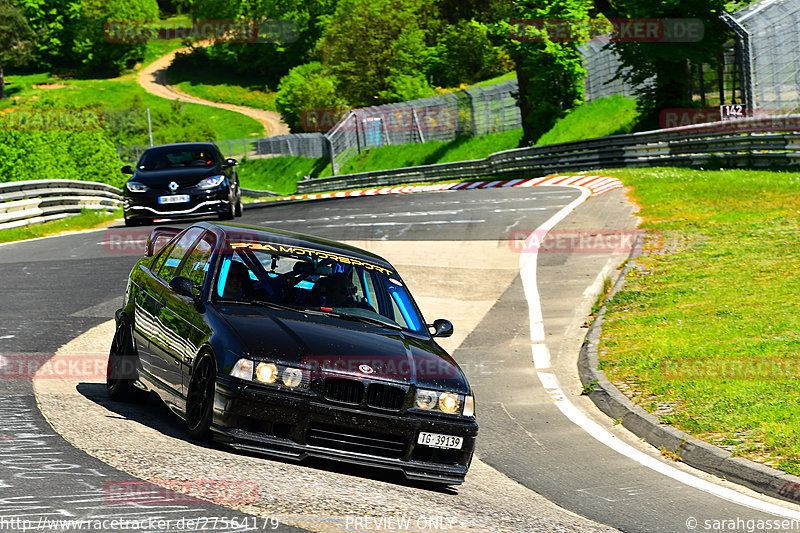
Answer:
170 276 196 298
429 319 453 338
224 158 238 168
121 165 134 175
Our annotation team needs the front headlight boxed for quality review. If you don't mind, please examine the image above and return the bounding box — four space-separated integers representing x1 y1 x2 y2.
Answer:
414 389 472 416
197 175 226 189
126 181 148 193
230 358 307 390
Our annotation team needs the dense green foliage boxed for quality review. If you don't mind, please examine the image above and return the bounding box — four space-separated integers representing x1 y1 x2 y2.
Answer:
595 0 732 128
0 1 35 99
505 0 590 145
0 129 122 186
275 62 346 132
15 0 159 75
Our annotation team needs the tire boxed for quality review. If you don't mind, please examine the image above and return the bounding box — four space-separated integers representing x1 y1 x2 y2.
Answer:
106 322 141 402
234 195 243 218
185 353 216 440
219 197 235 220
124 217 140 227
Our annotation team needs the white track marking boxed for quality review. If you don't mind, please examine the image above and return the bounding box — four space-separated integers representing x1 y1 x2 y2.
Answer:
520 185 800 519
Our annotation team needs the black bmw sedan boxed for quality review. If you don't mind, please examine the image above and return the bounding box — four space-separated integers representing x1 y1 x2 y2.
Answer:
121 142 243 226
108 222 478 484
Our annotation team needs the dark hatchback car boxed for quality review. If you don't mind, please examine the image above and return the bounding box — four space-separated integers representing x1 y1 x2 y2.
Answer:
108 222 478 484
121 142 243 226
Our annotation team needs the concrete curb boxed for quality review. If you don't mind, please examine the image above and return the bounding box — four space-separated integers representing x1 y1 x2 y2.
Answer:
577 237 800 507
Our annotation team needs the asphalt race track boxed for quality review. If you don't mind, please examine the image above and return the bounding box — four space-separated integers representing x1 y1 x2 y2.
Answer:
2 186 799 532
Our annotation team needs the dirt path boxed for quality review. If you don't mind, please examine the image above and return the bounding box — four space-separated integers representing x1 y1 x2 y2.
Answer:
137 43 290 136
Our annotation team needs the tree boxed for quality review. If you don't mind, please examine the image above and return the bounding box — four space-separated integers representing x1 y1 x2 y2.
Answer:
320 0 432 107
425 20 509 87
189 0 339 87
504 0 590 145
0 1 35 99
592 0 730 128
71 0 159 75
275 61 348 132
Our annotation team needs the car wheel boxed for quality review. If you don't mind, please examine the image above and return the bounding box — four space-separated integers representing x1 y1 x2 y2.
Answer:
219 196 235 220
124 217 140 227
106 322 141 402
185 352 216 440
234 195 243 218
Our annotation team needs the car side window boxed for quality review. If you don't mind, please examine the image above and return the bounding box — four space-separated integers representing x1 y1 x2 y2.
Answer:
180 233 215 287
151 242 175 274
156 228 204 284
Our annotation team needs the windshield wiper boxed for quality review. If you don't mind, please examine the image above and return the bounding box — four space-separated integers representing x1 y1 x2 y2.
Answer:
313 309 403 330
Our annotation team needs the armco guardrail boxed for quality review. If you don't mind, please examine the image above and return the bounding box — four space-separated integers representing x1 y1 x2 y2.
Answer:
0 180 122 231
295 116 800 194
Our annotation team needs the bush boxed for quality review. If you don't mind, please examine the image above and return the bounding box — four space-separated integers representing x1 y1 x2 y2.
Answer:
276 62 348 133
0 129 123 187
426 20 513 87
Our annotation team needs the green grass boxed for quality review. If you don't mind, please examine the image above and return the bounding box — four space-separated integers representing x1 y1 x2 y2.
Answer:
166 48 278 111
598 167 800 473
238 156 328 195
319 129 523 178
536 95 639 146
171 80 277 111
0 209 121 244
3 72 264 146
470 71 517 87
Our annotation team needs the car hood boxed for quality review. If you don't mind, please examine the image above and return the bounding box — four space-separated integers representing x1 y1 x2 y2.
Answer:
219 305 470 394
132 167 222 187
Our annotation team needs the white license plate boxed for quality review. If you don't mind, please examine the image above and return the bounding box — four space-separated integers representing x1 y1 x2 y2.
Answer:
417 432 463 450
158 195 190 204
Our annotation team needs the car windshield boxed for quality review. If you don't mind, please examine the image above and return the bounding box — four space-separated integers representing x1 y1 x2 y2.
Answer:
215 239 425 333
137 147 219 171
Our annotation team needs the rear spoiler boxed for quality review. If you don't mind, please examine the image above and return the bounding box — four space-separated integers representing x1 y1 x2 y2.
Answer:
145 227 182 257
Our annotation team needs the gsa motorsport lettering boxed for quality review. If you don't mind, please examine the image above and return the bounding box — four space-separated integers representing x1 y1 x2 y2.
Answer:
230 242 394 276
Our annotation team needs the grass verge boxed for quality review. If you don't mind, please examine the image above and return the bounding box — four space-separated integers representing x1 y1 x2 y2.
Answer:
0 209 122 244
536 95 639 146
598 167 800 474
238 157 329 195
318 129 524 178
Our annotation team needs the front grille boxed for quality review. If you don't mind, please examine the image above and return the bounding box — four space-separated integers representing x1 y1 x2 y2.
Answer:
306 424 407 459
366 383 407 410
322 378 364 404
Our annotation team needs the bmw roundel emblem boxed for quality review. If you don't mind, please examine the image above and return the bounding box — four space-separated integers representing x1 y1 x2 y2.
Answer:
168 181 179 192
359 364 374 374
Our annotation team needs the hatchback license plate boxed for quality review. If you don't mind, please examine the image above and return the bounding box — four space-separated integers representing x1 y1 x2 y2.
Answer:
158 195 190 204
417 432 463 450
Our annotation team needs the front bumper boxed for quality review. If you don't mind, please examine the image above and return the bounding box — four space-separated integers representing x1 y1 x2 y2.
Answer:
123 188 230 221
211 376 478 485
